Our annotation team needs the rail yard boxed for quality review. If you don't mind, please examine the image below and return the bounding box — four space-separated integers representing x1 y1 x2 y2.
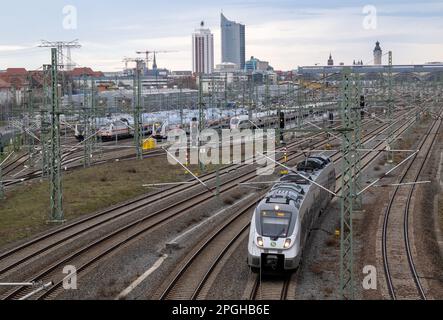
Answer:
0 2 442 310
0 66 442 302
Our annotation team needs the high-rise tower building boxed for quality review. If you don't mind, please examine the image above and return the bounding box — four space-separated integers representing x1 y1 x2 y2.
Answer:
328 53 334 66
192 21 214 74
221 13 245 69
374 41 382 65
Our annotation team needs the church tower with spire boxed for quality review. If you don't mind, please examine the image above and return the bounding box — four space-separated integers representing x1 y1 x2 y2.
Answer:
152 52 158 70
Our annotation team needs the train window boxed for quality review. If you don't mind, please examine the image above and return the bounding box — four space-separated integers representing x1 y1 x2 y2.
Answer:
266 197 289 205
261 216 291 239
260 211 293 239
297 159 323 171
280 175 309 188
310 156 330 165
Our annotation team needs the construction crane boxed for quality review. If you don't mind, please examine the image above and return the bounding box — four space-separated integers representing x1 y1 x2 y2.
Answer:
136 50 178 70
123 57 139 71
39 40 81 71
122 57 145 77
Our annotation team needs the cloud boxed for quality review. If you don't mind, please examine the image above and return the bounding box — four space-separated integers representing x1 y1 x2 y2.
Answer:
0 45 31 52
1 1 442 71
127 36 190 49
106 25 144 32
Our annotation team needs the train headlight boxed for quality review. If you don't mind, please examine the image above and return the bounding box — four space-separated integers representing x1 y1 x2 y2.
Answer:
284 239 292 249
257 237 264 247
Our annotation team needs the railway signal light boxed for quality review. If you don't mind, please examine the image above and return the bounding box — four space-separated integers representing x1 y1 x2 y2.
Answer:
360 95 366 119
279 112 285 129
278 111 286 145
280 148 289 175
184 149 189 175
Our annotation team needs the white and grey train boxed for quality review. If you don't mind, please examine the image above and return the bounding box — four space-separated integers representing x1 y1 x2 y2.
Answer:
248 155 336 272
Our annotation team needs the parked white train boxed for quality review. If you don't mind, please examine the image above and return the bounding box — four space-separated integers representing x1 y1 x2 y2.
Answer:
75 118 136 141
75 108 241 142
231 102 337 131
248 155 336 272
97 119 134 140
229 111 283 131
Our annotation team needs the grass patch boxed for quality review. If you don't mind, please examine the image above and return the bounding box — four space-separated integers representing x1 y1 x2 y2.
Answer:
0 156 221 247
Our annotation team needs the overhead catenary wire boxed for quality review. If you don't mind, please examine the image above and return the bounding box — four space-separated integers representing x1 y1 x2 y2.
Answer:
162 147 215 196
256 151 338 197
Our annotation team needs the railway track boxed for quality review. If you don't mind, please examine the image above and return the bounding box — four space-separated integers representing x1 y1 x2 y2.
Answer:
249 275 291 300
244 116 421 301
1 135 82 179
0 124 348 299
152 112 421 301
155 200 258 300
1 112 313 183
0 114 398 273
2 108 409 186
1 153 30 177
4 130 344 300
0 108 418 300
2 146 166 188
382 110 443 300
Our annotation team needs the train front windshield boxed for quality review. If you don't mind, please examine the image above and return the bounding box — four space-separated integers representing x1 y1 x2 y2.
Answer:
260 211 291 239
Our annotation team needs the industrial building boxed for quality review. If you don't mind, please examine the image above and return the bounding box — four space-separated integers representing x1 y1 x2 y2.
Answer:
297 63 443 79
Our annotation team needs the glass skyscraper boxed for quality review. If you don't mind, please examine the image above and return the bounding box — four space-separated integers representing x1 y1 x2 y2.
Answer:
221 13 245 70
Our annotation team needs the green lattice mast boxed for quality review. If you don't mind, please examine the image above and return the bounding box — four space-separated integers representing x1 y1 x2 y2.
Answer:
339 67 355 300
49 48 64 222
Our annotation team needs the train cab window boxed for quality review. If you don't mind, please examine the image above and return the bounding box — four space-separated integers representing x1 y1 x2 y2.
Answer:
310 156 330 165
260 211 292 240
280 175 309 188
297 158 324 172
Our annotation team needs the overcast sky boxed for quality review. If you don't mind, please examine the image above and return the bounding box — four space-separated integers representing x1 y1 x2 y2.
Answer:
0 0 442 71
